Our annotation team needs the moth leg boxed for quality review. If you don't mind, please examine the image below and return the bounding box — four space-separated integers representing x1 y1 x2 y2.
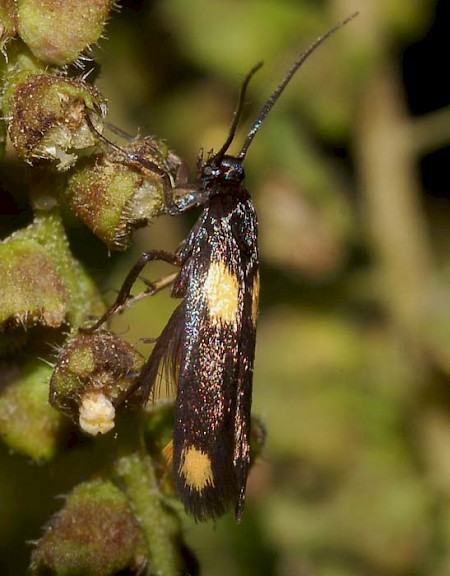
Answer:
85 112 201 215
103 122 139 141
88 250 179 331
128 271 179 307
85 112 173 186
115 141 202 215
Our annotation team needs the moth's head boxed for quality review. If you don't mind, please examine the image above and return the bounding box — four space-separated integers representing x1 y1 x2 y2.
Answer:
198 153 245 195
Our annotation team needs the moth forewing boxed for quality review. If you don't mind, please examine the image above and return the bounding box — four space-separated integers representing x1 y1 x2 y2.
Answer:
164 191 257 521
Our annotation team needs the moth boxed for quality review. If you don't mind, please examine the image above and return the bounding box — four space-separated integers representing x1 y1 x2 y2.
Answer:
88 13 357 521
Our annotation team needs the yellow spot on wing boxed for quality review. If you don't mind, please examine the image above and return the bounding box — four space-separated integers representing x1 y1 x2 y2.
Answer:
179 446 214 490
251 271 260 326
205 261 240 325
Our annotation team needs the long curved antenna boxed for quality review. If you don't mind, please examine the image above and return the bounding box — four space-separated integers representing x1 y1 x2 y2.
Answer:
214 61 264 161
238 12 358 160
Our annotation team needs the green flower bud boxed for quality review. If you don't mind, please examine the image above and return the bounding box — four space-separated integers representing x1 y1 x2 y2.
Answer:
0 0 18 54
17 0 114 65
0 361 64 460
30 479 148 575
0 209 104 334
65 137 178 249
0 235 69 331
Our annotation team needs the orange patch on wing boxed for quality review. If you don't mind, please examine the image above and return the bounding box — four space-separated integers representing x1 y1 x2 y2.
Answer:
204 261 240 325
179 446 214 490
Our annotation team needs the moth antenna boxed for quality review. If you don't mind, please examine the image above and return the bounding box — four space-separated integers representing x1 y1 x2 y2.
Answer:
238 11 359 160
214 62 263 161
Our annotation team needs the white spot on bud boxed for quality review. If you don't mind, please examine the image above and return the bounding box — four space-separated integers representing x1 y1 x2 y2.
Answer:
79 392 115 436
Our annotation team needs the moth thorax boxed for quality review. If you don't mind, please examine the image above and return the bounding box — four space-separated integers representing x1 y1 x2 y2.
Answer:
219 156 245 182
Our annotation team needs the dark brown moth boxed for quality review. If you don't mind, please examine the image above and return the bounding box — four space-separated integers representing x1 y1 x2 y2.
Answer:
88 13 357 521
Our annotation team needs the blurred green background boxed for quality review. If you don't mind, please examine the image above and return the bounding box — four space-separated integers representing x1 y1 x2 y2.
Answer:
1 0 450 574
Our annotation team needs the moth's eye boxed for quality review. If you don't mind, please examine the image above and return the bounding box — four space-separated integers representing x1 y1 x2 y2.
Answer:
203 165 213 176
